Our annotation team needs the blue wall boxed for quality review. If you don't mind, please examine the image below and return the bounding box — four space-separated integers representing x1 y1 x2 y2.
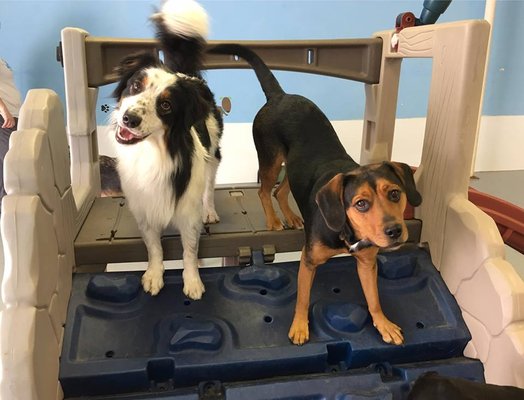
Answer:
0 0 522 124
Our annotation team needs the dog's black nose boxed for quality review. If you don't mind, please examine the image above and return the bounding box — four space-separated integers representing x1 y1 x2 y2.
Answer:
385 224 403 240
122 112 141 128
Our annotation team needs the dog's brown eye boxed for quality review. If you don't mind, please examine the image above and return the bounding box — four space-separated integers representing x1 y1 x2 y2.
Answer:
389 189 401 202
354 199 370 212
160 101 171 111
130 80 142 95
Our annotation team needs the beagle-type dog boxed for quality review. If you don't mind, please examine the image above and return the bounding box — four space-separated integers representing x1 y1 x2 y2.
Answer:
210 43 422 345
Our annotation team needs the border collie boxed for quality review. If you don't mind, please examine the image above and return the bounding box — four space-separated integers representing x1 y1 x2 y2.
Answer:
111 0 222 298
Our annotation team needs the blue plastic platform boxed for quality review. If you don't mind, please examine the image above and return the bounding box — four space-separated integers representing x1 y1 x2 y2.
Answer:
83 358 484 399
60 247 483 398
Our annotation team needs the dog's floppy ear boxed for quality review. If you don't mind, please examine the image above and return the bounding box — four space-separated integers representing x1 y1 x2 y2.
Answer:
384 162 422 207
175 77 213 130
112 51 159 99
316 173 350 232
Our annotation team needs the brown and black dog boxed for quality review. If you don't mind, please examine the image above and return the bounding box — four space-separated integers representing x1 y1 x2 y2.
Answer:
210 44 422 345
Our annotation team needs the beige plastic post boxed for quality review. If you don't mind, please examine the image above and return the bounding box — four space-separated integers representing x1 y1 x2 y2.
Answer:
60 27 101 236
365 20 524 386
360 33 401 164
0 89 75 399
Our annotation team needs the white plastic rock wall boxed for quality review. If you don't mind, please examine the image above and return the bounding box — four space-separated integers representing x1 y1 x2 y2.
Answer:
0 89 75 400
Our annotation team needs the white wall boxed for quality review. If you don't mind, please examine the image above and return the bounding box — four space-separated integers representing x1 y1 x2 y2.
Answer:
98 115 524 185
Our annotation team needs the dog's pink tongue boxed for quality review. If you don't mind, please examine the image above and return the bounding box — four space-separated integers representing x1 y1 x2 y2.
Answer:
119 127 134 140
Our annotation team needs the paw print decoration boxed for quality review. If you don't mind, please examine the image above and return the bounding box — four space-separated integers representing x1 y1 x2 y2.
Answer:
100 104 110 113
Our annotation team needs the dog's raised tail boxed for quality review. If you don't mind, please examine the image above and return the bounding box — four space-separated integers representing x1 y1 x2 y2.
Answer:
151 0 209 76
209 44 284 100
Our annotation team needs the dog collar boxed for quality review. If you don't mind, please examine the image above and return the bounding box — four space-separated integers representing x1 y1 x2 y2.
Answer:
347 239 374 253
339 223 373 253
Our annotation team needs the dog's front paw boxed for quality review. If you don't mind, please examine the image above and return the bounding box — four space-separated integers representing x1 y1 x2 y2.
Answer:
203 208 220 224
183 272 205 300
142 268 164 296
288 317 309 345
372 314 404 345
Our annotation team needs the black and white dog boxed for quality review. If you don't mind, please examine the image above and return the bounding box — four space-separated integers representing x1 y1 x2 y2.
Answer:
111 0 222 298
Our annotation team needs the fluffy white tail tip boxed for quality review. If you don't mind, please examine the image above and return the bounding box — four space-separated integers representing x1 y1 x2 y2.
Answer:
156 0 209 39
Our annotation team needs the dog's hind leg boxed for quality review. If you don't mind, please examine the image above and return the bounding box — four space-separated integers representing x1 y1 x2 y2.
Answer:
274 173 303 229
141 224 165 296
202 155 220 224
179 219 206 300
257 152 287 231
